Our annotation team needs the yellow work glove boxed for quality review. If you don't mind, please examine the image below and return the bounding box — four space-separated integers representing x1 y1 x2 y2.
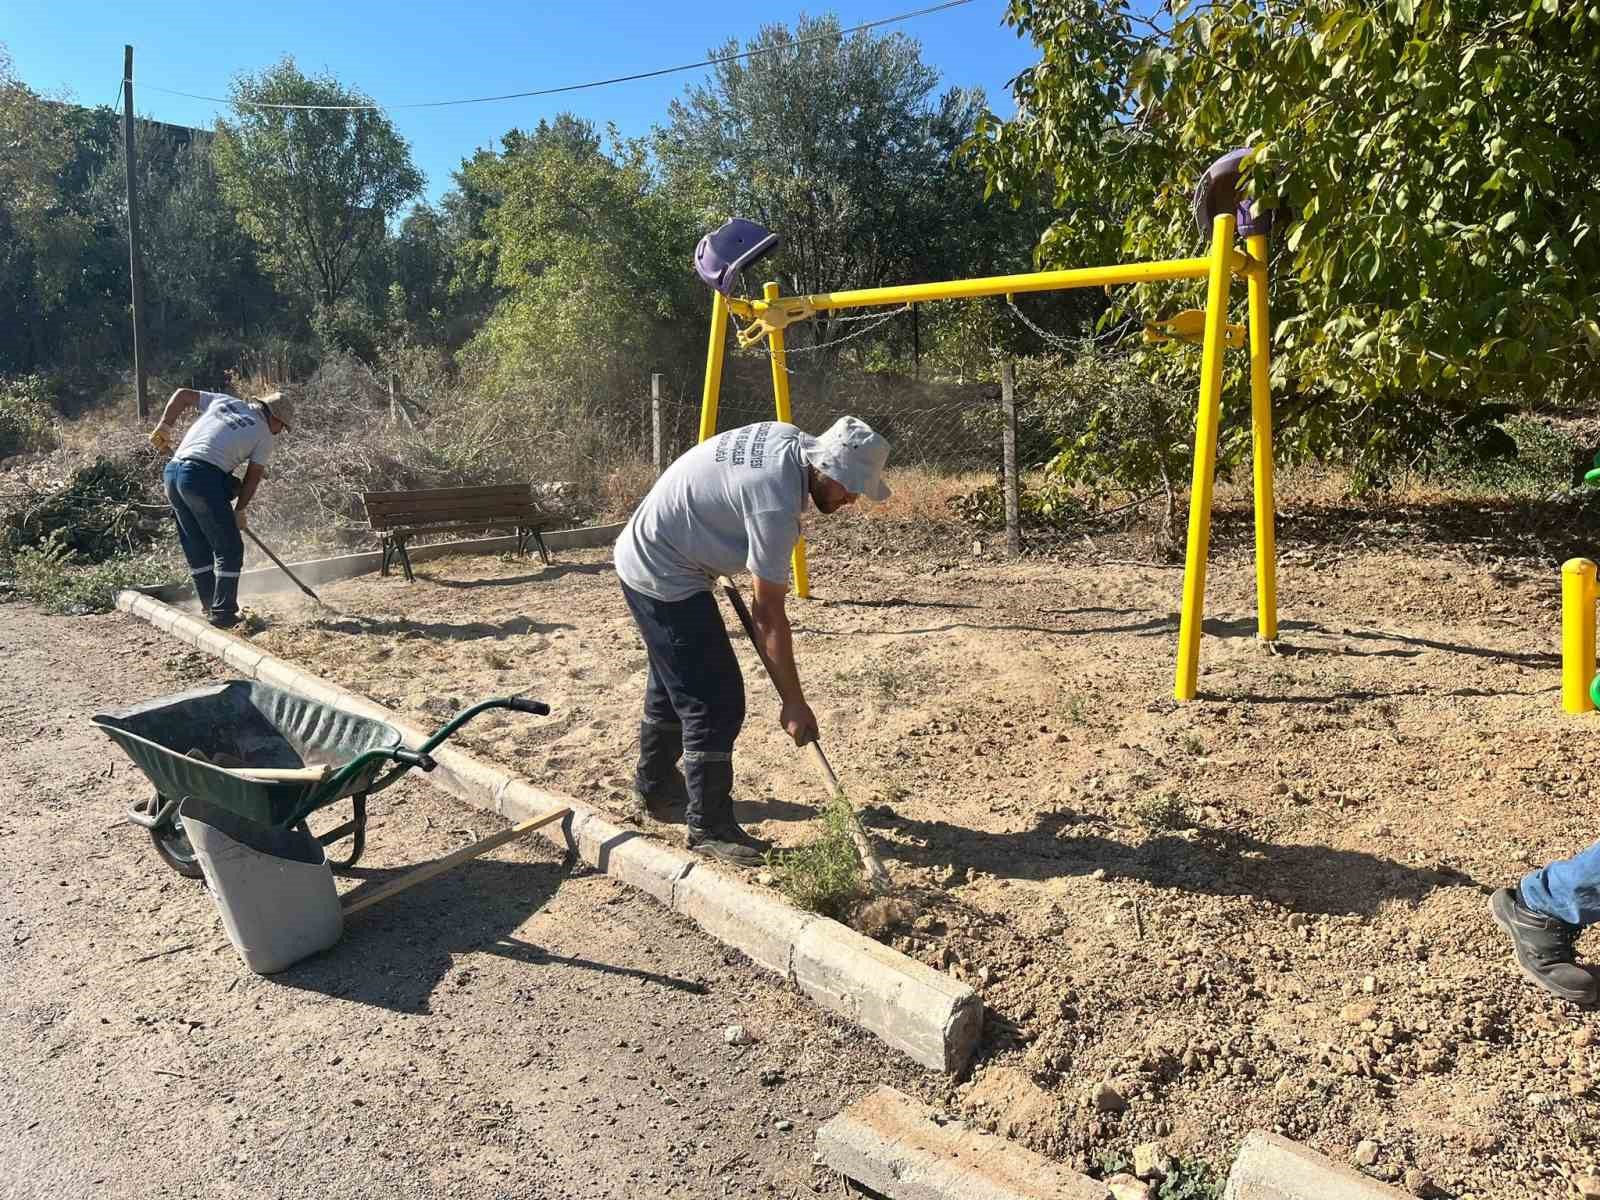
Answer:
149 423 175 454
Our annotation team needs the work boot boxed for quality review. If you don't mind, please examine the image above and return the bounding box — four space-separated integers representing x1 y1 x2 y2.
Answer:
1489 887 1599 1006
192 570 215 615
632 721 689 823
687 825 767 868
684 753 765 868
210 573 241 629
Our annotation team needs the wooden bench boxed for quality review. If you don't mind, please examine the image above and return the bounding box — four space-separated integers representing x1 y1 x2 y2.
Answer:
361 484 551 582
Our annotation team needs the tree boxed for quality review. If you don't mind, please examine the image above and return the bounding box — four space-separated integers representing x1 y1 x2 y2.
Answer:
461 117 698 395
971 0 1600 484
656 16 998 353
213 58 423 312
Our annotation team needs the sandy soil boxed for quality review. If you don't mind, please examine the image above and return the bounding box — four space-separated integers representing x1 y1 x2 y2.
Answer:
226 502 1600 1200
0 602 930 1200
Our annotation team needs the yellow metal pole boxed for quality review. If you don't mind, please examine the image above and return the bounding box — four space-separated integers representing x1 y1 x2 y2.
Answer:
1174 213 1238 702
697 291 729 443
763 282 811 598
801 257 1212 312
1245 233 1278 641
1561 558 1597 714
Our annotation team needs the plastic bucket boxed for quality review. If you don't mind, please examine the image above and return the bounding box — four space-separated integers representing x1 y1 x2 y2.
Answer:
180 795 343 974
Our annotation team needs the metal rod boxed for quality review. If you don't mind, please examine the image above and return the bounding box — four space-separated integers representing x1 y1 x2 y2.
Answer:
243 528 319 603
122 45 149 422
799 257 1212 313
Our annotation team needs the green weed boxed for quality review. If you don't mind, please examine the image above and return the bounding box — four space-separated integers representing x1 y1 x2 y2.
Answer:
766 794 866 920
3 531 179 614
1134 792 1189 833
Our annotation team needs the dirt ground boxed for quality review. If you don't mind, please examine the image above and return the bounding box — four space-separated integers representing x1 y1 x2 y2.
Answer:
226 498 1600 1200
0 602 934 1200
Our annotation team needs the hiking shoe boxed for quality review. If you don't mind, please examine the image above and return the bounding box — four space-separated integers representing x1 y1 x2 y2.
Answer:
208 611 242 630
1489 887 1598 1006
687 828 766 868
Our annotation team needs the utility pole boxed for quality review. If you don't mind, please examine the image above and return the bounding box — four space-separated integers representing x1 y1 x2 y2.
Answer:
122 45 149 422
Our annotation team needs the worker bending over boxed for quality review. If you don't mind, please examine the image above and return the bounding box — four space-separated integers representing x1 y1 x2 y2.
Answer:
149 387 294 628
614 417 891 866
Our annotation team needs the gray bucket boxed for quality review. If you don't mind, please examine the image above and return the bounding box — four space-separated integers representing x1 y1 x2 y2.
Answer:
180 795 343 974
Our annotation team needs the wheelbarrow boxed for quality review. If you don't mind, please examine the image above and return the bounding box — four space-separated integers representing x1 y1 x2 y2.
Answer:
92 680 549 878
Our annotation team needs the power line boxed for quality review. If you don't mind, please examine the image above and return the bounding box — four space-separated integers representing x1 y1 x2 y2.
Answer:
138 0 975 113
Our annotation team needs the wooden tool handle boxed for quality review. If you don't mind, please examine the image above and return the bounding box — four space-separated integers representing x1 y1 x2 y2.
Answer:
716 577 890 893
218 765 331 783
341 806 570 916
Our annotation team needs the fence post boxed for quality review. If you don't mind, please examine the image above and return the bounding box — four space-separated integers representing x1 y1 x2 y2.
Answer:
1001 361 1020 558
651 373 663 475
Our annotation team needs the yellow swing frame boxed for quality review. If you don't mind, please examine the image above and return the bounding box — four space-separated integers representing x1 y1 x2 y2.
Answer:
695 213 1278 702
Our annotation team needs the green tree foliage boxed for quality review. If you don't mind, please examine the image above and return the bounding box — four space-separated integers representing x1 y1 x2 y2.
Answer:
972 0 1600 485
213 58 423 312
462 117 699 392
656 15 1005 353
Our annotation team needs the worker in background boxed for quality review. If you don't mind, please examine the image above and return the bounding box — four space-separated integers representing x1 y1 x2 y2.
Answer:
614 417 891 867
149 387 294 629
1490 844 1600 1006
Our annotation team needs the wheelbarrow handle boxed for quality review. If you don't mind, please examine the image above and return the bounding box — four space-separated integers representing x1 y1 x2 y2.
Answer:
391 748 437 772
417 695 552 754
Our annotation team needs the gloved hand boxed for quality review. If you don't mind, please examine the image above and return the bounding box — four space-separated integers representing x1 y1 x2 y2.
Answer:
148 423 176 454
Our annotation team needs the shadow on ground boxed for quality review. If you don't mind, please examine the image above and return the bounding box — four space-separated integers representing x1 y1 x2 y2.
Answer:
861 807 1480 918
276 858 703 1014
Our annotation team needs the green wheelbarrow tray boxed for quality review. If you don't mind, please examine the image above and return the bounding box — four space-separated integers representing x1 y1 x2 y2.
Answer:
92 680 549 878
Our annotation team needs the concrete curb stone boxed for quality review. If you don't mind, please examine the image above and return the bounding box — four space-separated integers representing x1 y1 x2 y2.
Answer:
815 1085 1110 1200
113 589 984 1074
670 864 817 980
1223 1131 1411 1200
793 920 983 1074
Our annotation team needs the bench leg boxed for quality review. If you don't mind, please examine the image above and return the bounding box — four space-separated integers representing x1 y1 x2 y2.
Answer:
533 530 551 566
397 538 415 583
380 538 393 577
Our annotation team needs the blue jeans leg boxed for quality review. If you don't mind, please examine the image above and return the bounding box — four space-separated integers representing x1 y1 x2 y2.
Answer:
165 460 243 618
1520 836 1600 929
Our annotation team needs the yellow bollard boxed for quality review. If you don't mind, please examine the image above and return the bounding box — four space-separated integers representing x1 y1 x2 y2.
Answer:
1561 558 1597 714
1245 233 1278 642
697 291 729 444
763 282 811 599
1174 213 1238 702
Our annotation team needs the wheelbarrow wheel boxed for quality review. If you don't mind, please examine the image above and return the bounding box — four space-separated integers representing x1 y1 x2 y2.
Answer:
149 799 204 879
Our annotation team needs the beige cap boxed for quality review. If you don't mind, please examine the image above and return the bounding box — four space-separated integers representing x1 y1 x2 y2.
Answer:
258 390 295 430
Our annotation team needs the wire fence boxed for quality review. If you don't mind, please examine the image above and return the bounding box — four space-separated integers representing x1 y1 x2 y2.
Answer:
615 328 1160 561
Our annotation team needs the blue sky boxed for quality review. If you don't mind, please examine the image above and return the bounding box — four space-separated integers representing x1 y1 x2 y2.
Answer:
2 0 1037 204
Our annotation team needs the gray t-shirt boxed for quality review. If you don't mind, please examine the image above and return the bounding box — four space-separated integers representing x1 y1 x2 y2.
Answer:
615 421 808 601
174 392 275 474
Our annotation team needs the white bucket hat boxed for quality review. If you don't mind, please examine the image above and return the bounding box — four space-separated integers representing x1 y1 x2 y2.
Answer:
258 389 295 430
801 416 892 502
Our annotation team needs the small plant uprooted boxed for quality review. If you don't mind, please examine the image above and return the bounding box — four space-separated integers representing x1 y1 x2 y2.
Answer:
765 794 867 920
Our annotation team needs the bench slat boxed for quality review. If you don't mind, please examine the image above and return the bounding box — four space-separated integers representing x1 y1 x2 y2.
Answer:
363 484 530 504
369 504 539 527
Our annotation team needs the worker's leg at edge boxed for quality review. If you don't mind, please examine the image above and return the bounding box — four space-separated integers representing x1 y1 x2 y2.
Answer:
1488 836 1600 1006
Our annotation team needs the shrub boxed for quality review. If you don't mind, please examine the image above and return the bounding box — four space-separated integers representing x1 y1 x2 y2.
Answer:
766 795 867 919
4 531 179 614
0 374 59 458
1 455 163 562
